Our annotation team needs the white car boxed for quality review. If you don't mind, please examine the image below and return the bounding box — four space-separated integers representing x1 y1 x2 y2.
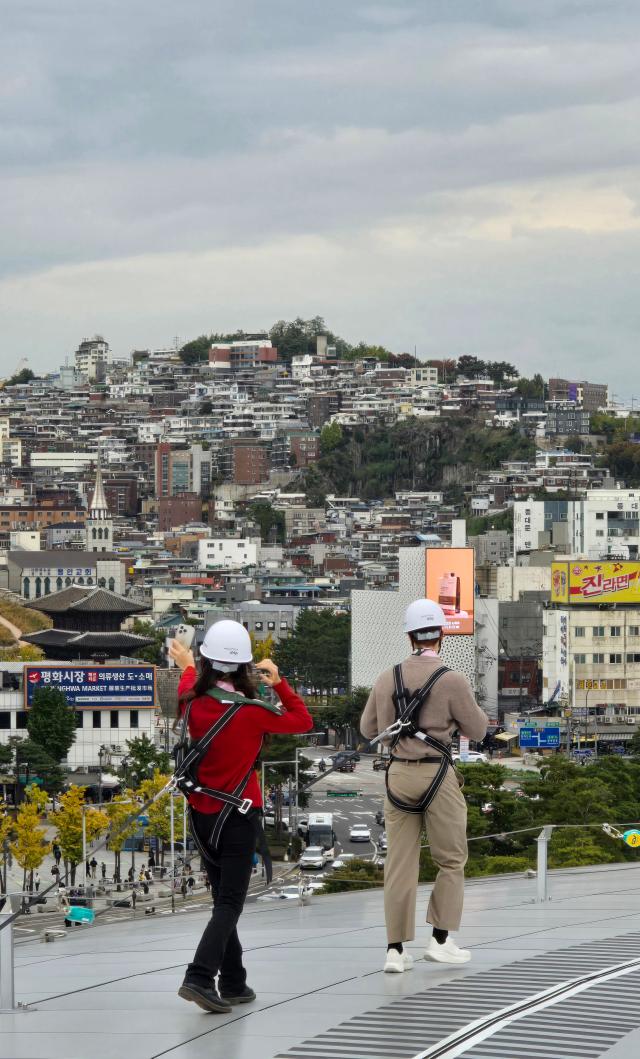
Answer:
257 885 311 902
263 814 289 831
349 824 372 843
329 853 356 870
299 846 331 869
452 751 488 764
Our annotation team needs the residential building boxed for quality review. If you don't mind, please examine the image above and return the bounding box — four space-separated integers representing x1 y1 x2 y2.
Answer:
209 339 277 372
75 335 110 381
198 537 260 570
545 402 590 436
548 377 608 412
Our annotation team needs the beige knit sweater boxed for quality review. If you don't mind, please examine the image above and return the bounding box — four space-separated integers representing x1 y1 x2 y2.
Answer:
360 653 489 759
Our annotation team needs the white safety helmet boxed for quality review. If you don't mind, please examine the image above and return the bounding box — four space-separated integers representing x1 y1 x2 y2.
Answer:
200 619 253 672
403 598 446 641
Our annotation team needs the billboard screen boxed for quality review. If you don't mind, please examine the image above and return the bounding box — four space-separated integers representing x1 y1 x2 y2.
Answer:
425 548 474 635
25 665 156 709
551 561 640 605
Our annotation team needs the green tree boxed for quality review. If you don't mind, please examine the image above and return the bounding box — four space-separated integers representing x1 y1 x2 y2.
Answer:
27 686 76 763
516 374 545 398
312 687 369 747
457 355 486 379
320 422 343 455
136 770 173 865
485 361 519 384
130 619 166 665
273 610 350 696
4 367 35 387
270 316 350 365
246 502 285 543
12 737 64 796
121 735 170 785
343 342 392 362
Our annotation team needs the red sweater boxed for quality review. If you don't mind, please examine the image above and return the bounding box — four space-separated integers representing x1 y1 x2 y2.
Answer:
177 667 313 814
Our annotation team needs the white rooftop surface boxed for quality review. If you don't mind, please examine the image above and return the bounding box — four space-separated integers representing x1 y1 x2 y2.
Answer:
5 862 640 1059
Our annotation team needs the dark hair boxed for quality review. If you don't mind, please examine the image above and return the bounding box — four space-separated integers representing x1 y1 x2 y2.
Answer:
177 658 257 718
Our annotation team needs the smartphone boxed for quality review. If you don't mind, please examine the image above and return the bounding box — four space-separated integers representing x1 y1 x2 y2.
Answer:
174 624 195 650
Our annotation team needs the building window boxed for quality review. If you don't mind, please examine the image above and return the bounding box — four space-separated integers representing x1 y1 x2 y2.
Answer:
595 530 604 537
280 622 289 631
629 626 640 637
593 627 605 637
108 578 115 591
93 710 101 729
574 627 585 637
254 621 263 631
609 653 622 664
0 714 9 729
34 576 41 598
574 654 586 664
267 621 275 630
596 512 604 520
593 653 605 664
626 653 640 663
16 711 28 729
23 577 30 599
130 709 139 729
611 627 622 637
76 711 83 728
110 710 119 728
56 577 63 590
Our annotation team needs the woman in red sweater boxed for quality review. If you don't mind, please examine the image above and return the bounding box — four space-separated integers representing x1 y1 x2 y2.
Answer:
169 619 312 1014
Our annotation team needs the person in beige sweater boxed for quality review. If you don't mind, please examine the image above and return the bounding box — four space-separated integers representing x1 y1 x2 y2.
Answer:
361 598 488 973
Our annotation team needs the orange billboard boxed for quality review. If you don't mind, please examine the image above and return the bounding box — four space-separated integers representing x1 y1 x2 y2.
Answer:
425 548 475 635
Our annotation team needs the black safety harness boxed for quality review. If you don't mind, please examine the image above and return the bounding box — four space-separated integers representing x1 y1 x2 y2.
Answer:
385 663 454 814
173 686 284 865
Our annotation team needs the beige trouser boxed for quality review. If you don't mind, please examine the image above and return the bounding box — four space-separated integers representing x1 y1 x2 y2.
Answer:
383 760 468 942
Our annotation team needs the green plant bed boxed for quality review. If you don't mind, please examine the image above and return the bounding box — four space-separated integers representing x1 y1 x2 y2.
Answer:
321 858 383 893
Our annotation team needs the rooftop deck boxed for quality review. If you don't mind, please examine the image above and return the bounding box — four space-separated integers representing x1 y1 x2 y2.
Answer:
6 862 640 1059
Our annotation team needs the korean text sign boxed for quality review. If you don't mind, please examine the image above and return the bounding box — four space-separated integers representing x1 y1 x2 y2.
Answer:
551 561 640 605
24 665 155 708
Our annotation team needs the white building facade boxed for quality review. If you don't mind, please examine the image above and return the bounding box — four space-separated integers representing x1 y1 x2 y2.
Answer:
198 538 260 570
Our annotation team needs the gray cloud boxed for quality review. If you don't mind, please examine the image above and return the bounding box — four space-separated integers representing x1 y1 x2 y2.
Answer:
1 0 639 387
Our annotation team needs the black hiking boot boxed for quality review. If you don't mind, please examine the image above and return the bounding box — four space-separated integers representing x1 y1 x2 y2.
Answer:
178 980 232 1013
220 985 257 1004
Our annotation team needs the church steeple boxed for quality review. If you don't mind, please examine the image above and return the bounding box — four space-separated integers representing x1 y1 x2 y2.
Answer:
85 460 113 553
89 460 109 518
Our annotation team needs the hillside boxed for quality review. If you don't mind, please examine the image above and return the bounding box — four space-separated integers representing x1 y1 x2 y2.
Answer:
295 416 535 502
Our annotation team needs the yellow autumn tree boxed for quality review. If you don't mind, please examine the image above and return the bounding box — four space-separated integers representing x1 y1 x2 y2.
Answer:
136 770 173 866
0 801 15 899
250 632 275 662
11 785 50 908
105 791 139 883
54 786 109 885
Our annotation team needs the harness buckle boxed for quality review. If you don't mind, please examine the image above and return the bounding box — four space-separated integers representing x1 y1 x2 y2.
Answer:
238 797 253 815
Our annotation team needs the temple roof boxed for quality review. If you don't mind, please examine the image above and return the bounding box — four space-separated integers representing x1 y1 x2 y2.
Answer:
21 630 153 649
28 586 148 615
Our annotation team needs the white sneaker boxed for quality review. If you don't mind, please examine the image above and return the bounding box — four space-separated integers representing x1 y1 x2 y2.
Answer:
424 936 470 964
383 949 414 973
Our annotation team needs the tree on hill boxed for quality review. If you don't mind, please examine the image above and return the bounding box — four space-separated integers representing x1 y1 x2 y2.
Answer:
4 368 35 387
27 686 77 764
246 502 285 543
516 374 545 398
270 316 350 364
320 422 342 455
456 355 486 378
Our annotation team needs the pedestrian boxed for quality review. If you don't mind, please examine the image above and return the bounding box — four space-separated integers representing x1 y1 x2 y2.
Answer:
101 862 107 881
128 866 134 883
169 619 312 1013
148 848 156 869
53 842 61 865
361 598 488 973
85 859 91 878
51 864 60 883
90 857 98 879
34 871 40 892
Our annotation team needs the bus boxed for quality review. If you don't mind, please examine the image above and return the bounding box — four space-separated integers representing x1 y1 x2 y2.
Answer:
306 813 336 859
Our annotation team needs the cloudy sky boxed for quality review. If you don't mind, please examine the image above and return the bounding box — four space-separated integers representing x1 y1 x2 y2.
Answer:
2 0 639 389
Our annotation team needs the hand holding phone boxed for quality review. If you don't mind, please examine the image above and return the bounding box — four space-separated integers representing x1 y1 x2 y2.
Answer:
255 659 281 687
168 637 195 672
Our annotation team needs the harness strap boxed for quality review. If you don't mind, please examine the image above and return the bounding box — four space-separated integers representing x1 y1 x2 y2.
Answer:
387 663 454 814
176 701 244 778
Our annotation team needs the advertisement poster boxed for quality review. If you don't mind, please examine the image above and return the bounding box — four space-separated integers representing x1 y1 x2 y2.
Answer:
25 665 155 708
425 548 474 635
551 561 640 605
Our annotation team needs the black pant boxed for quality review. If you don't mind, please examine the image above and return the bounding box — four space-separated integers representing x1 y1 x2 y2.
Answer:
186 807 257 993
